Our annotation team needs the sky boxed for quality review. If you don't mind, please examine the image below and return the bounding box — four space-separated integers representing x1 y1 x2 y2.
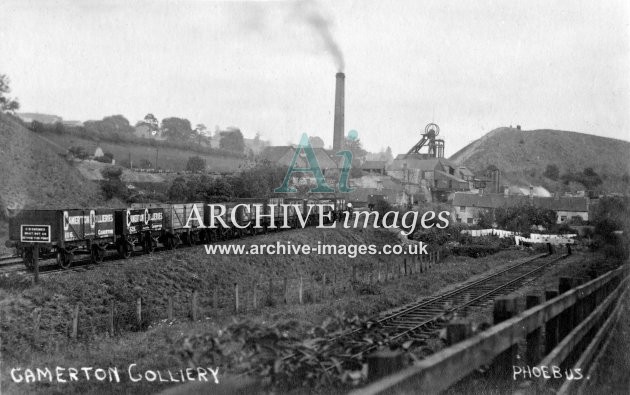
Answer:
1 0 629 157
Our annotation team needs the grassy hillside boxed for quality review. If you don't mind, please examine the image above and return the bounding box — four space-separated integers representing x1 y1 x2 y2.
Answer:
0 114 109 214
450 127 630 193
39 132 245 172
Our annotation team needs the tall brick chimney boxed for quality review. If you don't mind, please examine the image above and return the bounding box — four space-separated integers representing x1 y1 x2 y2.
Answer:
333 72 345 151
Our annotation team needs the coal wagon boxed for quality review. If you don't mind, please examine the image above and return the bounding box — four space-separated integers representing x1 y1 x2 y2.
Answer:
7 209 115 269
114 207 164 258
131 202 207 248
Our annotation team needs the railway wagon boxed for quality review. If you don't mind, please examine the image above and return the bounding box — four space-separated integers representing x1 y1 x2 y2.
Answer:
7 209 115 269
114 207 164 258
218 202 251 239
234 198 269 235
315 198 336 225
131 202 206 248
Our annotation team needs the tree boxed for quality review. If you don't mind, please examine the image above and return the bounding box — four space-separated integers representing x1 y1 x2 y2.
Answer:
186 155 206 173
195 123 207 136
309 136 325 148
220 129 245 153
144 113 159 135
0 74 20 113
344 137 368 161
68 146 89 160
194 124 207 145
100 166 126 200
543 164 560 180
168 177 188 202
84 115 135 139
162 117 194 141
382 146 394 164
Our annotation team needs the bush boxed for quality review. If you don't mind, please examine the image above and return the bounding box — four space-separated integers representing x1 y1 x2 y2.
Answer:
101 166 123 180
101 179 127 200
68 145 89 160
186 155 206 173
451 244 500 258
94 156 112 164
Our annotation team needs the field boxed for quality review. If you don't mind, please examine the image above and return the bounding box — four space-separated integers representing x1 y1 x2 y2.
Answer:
38 132 245 172
0 225 544 394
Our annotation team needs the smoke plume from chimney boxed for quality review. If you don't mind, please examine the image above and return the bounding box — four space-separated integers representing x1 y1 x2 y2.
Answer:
297 1 345 71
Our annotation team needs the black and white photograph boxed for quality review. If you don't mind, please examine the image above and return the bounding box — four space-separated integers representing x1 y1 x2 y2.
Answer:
0 1 629 394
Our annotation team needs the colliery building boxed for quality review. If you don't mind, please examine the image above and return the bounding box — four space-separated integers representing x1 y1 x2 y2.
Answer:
387 123 474 203
452 191 590 225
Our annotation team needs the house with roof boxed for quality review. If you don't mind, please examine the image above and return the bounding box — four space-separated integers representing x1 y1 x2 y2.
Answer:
361 160 387 175
452 191 590 225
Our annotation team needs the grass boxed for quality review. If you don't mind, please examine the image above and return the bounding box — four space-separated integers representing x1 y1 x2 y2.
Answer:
0 226 538 394
38 132 244 172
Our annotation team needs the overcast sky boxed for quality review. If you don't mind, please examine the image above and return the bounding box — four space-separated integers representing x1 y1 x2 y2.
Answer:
2 0 629 156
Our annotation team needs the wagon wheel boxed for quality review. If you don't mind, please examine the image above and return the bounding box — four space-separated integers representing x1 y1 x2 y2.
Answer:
23 248 34 270
144 236 155 254
91 246 105 264
165 236 176 250
190 231 200 245
219 227 231 240
198 230 209 244
117 242 132 259
56 250 73 269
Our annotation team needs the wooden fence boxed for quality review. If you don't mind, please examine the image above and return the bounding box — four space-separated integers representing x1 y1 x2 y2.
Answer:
352 265 628 395
57 249 446 340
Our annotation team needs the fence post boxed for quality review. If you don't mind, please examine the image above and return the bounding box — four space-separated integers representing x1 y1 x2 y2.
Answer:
544 290 559 353
252 279 258 309
234 283 239 313
558 277 573 339
490 295 521 377
33 244 39 285
321 273 326 299
299 276 304 304
71 304 79 339
167 296 173 321
33 308 41 338
446 320 471 346
109 301 115 336
367 350 405 382
268 277 274 305
404 258 408 276
191 291 198 321
136 297 142 327
420 254 423 273
525 294 542 365
283 276 288 304
213 275 219 310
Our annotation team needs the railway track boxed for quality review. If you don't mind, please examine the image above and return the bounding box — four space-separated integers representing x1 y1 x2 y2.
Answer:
339 253 565 363
276 252 567 372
